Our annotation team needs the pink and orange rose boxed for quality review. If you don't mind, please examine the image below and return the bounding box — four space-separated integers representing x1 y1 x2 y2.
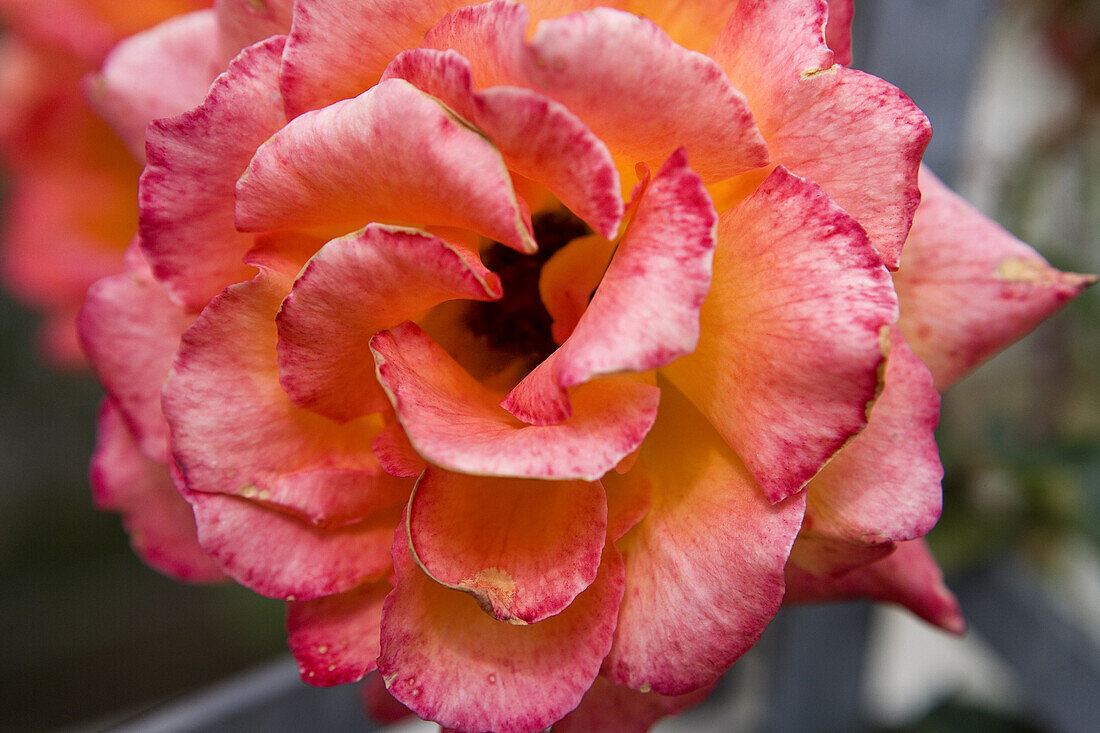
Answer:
64 1 1093 730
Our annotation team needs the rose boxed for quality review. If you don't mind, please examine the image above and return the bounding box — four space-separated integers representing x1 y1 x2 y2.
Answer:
0 0 207 365
76 1 1094 730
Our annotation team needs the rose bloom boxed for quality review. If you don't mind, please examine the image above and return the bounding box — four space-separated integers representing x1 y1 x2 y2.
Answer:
0 0 206 365
76 1 1093 730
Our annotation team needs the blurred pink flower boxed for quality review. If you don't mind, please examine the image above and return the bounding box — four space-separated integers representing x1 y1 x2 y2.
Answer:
74 1 1093 730
0 0 206 365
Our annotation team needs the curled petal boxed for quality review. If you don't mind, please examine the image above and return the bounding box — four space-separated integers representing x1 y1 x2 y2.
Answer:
378 526 625 733
800 328 942 570
78 244 195 462
187 490 400 600
370 322 660 481
277 225 501 423
603 381 806 695
894 167 1096 390
712 0 929 267
164 256 407 528
85 10 223 160
408 468 606 623
287 578 391 686
140 35 288 310
279 0 468 117
91 400 224 583
663 167 898 503
383 48 623 239
236 78 534 253
424 1 768 181
785 538 966 635
504 149 717 425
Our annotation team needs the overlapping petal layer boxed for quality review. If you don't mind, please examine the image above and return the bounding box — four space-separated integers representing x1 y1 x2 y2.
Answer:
663 167 897 503
795 328 943 575
287 577 392 685
712 0 929 267
422 1 769 182
378 527 625 733
894 167 1096 390
164 248 409 526
276 225 501 423
371 322 660 481
187 489 401 600
603 381 806 695
408 468 606 623
786 538 966 634
504 149 717 424
382 47 623 239
236 77 535 253
140 35 287 309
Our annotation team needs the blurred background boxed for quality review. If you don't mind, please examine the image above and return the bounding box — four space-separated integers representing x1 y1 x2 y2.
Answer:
0 1 1097 731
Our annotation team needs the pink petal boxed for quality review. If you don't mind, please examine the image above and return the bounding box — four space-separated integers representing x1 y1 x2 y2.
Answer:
372 422 427 479
85 10 223 161
554 675 713 733
213 0 293 64
278 0 617 117
785 538 966 634
503 149 716 425
788 533 896 577
187 489 401 600
279 0 468 117
383 48 623 239
360 672 414 724
712 0 929 268
407 468 606 624
370 322 660 481
139 35 287 311
800 328 942 567
894 167 1096 390
602 466 652 543
235 77 535 253
603 382 806 695
91 400 225 583
825 0 854 66
78 244 195 463
287 579 391 686
423 2 768 182
164 257 410 528
663 167 898 504
277 225 501 423
378 527 625 733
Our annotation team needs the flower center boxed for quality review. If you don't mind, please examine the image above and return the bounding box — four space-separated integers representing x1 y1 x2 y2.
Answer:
465 209 591 362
